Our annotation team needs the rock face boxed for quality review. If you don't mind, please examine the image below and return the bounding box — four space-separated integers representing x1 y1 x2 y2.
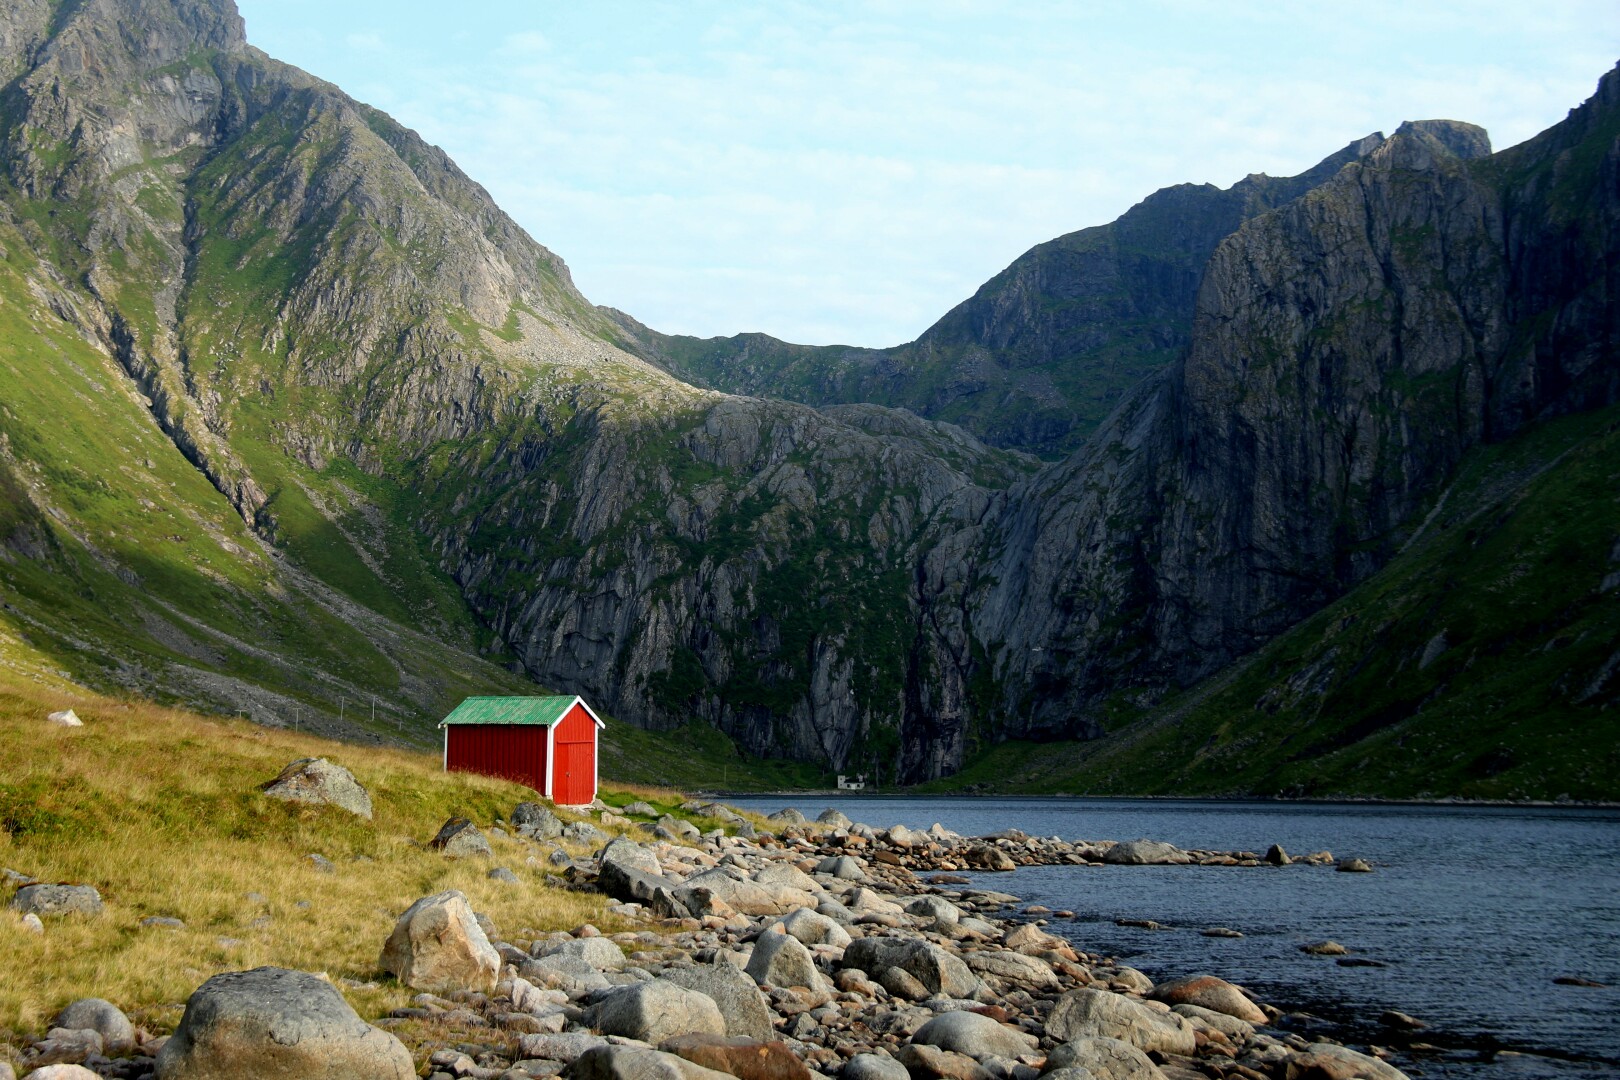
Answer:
154 967 415 1079
378 890 500 993
260 759 373 819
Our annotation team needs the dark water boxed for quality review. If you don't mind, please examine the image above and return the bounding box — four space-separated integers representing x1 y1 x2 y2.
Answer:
728 796 1620 1078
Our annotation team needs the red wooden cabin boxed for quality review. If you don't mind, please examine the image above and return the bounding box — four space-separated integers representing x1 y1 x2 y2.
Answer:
439 695 605 805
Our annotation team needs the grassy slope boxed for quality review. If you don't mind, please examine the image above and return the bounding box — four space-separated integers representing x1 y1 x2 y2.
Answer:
0 665 789 1054
920 405 1620 801
0 671 608 1041
0 213 827 788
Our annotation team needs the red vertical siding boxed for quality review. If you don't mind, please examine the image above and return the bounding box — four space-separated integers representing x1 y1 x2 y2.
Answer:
446 724 548 793
551 703 597 805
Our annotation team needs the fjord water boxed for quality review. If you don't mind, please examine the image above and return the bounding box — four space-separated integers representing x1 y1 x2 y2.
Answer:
730 796 1620 1077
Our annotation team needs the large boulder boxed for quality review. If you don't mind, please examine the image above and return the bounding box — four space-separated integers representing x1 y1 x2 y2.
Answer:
1169 1004 1253 1042
962 846 1017 872
895 1043 991 1080
521 1033 610 1064
54 999 135 1053
378 890 499 992
260 758 373 819
663 962 775 1042
520 954 612 995
565 820 610 845
1294 1044 1411 1080
1001 924 1064 953
912 1011 1038 1060
744 929 829 991
774 907 852 948
600 837 662 876
964 950 1059 989
905 896 962 925
1149 975 1266 1023
660 1034 814 1080
844 1054 910 1080
846 889 906 917
1044 1037 1165 1080
885 825 926 849
816 809 854 828
29 1028 101 1066
754 862 820 893
767 808 808 825
10 884 102 918
513 802 564 839
842 937 979 999
599 859 684 913
46 709 83 727
1046 989 1196 1056
430 817 492 858
154 967 414 1079
566 1044 734 1080
1101 841 1189 866
815 855 866 880
680 869 814 916
587 981 727 1044
535 936 627 972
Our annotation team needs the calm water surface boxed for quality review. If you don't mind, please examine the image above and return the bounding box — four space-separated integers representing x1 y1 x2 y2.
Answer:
728 796 1620 1079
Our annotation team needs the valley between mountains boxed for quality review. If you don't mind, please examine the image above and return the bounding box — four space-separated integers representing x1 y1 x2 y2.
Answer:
0 0 1615 798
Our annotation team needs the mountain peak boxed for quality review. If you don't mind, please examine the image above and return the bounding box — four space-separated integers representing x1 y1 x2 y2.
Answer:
43 0 246 75
1392 119 1493 160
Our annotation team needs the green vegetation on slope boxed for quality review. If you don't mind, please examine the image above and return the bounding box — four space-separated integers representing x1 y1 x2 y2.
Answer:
922 405 1620 801
0 672 635 1036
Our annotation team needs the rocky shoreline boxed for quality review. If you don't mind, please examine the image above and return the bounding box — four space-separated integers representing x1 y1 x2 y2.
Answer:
4 792 1410 1080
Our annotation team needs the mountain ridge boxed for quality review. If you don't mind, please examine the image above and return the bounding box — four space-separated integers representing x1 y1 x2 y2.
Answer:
0 0 1615 795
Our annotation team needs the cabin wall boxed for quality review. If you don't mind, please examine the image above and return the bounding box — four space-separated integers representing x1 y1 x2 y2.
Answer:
447 724 548 794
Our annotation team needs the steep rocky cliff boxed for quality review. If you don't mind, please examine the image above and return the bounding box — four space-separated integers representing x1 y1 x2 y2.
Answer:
2 0 1615 793
613 132 1392 458
937 101 1618 761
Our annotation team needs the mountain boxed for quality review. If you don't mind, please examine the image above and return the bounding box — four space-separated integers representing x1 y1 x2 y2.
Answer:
611 131 1400 459
0 0 1615 796
0 0 1029 776
917 99 1619 776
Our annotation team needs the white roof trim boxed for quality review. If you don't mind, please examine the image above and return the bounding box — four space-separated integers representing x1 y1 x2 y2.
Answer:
568 695 608 730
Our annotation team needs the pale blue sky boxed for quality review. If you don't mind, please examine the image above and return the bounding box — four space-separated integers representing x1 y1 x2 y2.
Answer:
235 1 1619 346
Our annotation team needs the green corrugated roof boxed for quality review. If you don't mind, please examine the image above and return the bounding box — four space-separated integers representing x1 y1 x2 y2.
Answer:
440 696 579 727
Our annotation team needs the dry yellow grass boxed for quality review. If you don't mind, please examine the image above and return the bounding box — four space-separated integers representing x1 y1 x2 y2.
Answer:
0 675 635 1039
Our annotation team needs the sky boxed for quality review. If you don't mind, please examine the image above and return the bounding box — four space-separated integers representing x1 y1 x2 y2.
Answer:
234 1 1620 347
